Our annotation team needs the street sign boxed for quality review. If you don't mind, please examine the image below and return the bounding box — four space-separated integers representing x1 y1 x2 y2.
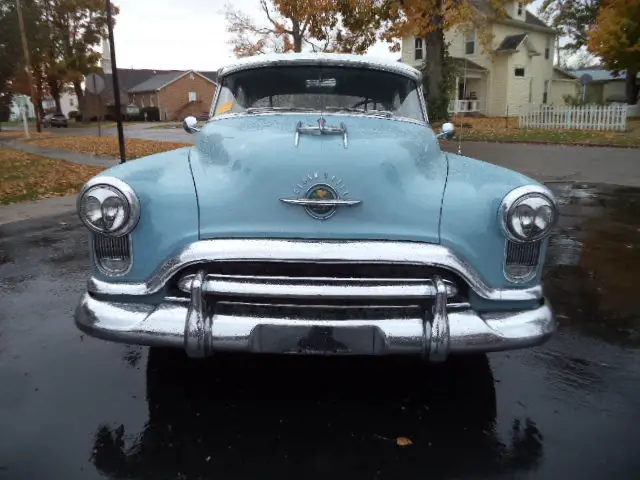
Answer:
579 74 593 85
85 73 105 94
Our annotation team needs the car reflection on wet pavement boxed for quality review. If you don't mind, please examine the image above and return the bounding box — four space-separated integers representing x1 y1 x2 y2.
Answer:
1 182 639 479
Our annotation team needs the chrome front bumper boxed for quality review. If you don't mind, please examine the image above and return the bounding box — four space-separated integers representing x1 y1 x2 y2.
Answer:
75 276 555 361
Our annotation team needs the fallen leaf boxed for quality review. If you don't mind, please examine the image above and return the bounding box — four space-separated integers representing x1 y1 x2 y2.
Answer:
396 437 413 447
0 148 104 205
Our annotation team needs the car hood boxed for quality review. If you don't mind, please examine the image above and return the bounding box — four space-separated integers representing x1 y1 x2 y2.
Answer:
189 114 447 243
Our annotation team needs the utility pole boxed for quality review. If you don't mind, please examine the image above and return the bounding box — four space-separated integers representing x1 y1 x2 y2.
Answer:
106 0 126 162
16 0 41 133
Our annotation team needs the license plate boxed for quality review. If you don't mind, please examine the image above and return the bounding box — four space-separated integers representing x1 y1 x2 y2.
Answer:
256 324 376 355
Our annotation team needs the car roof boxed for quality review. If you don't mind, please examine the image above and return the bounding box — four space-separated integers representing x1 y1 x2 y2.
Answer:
217 53 422 82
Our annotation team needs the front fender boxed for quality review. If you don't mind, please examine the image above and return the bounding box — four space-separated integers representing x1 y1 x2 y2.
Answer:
90 147 199 284
440 153 547 292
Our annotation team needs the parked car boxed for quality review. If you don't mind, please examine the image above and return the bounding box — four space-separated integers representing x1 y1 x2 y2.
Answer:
43 112 68 128
74 53 557 361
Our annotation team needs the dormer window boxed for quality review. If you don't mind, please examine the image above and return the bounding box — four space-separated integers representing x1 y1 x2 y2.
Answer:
517 2 523 15
464 29 476 55
414 37 423 61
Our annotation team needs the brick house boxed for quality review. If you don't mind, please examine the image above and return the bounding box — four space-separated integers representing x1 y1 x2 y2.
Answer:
83 39 217 121
83 68 217 121
128 70 216 120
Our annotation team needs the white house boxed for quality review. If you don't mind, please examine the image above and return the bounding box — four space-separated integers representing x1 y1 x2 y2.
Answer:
42 91 79 116
9 91 79 121
402 1 579 116
9 95 36 121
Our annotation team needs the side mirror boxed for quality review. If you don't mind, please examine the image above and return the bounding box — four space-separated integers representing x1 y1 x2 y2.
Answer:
437 122 455 140
183 116 200 134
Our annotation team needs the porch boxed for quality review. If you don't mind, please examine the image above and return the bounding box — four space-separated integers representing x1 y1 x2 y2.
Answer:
448 58 488 115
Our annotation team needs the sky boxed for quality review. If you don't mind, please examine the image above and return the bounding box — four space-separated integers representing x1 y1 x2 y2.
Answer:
110 0 547 72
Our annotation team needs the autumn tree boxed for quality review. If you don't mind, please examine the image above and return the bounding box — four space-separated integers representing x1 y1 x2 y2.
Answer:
348 0 518 121
43 0 112 116
0 1 22 128
588 0 640 104
225 0 379 57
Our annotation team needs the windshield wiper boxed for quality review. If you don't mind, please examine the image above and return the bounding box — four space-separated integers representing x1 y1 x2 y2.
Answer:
246 106 315 114
324 107 394 118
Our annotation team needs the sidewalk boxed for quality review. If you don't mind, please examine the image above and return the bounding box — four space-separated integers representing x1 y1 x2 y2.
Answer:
0 140 117 225
2 139 119 168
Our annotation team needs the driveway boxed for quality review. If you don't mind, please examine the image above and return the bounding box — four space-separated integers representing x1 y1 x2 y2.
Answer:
1 182 639 479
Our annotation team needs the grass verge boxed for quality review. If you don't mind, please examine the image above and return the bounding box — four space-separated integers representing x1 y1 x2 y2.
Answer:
22 135 190 159
440 116 640 148
0 148 103 205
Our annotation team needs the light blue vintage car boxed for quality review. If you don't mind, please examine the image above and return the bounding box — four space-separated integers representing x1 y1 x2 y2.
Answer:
75 53 557 361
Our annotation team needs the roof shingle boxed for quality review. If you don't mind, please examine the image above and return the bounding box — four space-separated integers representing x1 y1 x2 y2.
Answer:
128 71 187 93
496 33 528 51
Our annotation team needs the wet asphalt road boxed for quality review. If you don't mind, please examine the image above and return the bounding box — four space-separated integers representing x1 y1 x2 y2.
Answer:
1 182 640 479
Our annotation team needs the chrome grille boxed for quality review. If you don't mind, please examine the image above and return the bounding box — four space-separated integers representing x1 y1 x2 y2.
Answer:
505 240 541 282
93 233 131 275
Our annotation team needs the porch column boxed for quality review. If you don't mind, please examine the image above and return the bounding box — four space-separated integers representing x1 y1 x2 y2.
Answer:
454 76 459 113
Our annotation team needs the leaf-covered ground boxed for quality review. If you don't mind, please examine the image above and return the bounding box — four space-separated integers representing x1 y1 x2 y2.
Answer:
24 136 190 159
0 148 104 205
440 116 640 148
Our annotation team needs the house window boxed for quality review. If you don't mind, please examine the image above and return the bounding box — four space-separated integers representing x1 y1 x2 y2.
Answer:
69 98 74 106
545 37 552 60
514 67 525 77
188 91 197 102
517 2 523 15
464 30 476 55
414 37 423 61
543 80 550 103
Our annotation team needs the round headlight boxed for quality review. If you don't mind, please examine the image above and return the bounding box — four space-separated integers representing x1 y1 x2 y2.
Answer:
78 177 140 236
501 186 557 242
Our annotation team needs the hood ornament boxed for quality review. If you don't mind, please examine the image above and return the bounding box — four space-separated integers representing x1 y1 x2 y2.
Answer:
280 172 361 220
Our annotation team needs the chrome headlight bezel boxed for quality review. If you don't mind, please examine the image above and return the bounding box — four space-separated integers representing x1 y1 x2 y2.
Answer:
500 185 557 243
77 176 140 237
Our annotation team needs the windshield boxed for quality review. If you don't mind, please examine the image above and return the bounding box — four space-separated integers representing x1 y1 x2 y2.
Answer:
211 66 425 123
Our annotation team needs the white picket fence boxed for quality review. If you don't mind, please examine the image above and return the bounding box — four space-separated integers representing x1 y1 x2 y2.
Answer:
519 104 628 131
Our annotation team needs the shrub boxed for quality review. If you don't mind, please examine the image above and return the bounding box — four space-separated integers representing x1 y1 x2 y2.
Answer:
68 110 80 119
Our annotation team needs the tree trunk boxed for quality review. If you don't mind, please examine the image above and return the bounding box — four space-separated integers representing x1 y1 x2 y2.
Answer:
291 19 303 52
48 79 61 112
73 78 85 120
424 27 446 121
626 68 639 105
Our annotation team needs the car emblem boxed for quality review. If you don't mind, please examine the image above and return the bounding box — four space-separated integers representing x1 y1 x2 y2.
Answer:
280 172 361 220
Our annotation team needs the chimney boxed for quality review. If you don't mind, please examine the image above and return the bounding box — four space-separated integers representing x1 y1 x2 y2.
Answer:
101 37 112 74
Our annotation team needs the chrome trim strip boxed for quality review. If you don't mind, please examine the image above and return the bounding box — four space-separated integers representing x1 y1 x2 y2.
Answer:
86 239 543 301
177 273 459 299
279 198 362 207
